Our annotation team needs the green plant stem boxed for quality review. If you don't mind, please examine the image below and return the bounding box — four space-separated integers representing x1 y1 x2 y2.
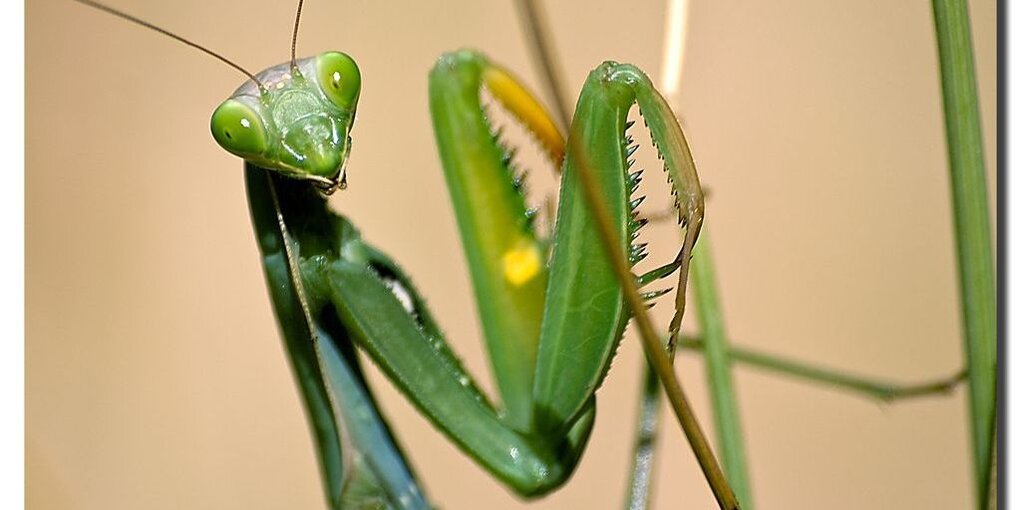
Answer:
620 339 966 510
624 362 663 510
513 1 739 508
677 337 967 402
690 232 753 509
929 1 996 505
986 419 997 509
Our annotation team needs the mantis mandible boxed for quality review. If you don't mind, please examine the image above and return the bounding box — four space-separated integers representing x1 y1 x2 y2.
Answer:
74 0 705 506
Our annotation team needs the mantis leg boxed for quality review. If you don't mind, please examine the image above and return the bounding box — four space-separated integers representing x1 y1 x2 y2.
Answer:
508 58 702 433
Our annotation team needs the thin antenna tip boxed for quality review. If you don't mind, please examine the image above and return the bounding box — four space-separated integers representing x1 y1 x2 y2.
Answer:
290 0 306 70
73 0 263 89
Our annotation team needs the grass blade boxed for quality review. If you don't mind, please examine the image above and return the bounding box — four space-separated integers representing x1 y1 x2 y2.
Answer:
929 1 996 505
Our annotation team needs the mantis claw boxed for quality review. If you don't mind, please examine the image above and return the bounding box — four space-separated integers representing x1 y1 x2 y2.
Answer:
637 253 683 286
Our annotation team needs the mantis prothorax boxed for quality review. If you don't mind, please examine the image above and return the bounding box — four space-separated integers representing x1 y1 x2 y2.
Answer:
74 0 705 505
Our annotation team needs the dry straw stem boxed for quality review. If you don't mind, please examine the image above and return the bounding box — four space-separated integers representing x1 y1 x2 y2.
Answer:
658 1 754 507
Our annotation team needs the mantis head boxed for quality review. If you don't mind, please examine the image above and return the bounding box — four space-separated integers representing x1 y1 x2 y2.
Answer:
211 52 362 192
72 1 360 192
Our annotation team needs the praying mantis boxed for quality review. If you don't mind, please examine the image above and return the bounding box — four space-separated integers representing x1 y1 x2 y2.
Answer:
60 0 988 508
72 0 712 507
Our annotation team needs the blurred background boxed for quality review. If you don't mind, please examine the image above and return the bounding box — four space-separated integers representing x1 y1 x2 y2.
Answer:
27 0 996 508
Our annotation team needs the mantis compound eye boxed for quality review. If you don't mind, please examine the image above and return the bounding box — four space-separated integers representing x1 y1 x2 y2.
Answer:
210 99 269 157
316 51 361 110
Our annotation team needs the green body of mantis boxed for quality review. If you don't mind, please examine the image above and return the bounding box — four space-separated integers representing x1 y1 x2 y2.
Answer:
226 48 702 501
74 1 703 506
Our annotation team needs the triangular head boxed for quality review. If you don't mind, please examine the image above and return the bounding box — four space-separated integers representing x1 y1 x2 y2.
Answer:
211 52 362 193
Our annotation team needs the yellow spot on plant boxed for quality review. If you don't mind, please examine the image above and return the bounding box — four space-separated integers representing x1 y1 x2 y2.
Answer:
502 241 541 287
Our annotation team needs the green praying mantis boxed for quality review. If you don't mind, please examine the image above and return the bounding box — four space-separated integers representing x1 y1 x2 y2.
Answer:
74 0 709 507
66 0 992 507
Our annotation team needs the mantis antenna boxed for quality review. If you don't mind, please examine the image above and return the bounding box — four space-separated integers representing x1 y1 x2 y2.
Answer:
290 0 305 73
71 0 267 93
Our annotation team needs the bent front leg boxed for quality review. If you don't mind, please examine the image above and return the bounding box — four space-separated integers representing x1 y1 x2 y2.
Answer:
532 62 704 434
323 255 593 497
428 50 559 431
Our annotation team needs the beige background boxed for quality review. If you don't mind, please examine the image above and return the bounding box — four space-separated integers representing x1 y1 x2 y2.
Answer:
27 0 997 508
